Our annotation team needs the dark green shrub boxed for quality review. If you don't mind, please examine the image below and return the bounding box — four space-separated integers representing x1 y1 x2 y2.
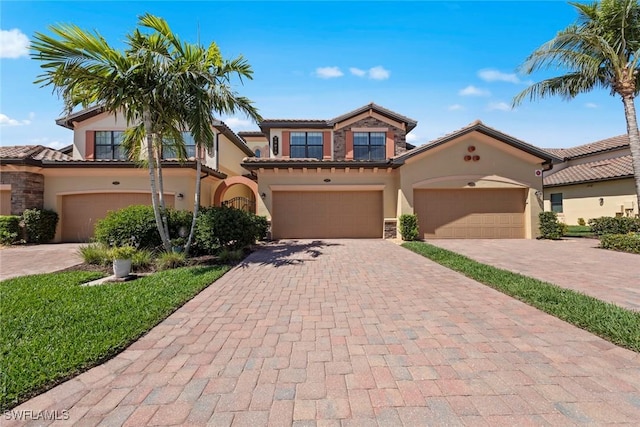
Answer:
195 206 263 254
539 211 565 240
94 205 161 248
22 209 58 243
250 215 269 241
168 209 193 240
577 217 586 226
399 214 419 241
0 215 21 245
599 233 640 254
588 216 640 236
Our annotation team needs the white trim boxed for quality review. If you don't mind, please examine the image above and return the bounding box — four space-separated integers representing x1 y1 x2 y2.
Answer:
0 184 11 191
270 184 385 192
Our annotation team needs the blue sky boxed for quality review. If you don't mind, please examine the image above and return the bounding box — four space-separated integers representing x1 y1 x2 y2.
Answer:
0 1 631 150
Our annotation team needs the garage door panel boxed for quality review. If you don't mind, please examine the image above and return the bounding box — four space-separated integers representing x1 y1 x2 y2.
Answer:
414 189 525 239
62 193 174 242
272 191 382 239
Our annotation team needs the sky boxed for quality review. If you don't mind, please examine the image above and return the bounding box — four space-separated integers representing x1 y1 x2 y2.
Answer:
0 1 632 151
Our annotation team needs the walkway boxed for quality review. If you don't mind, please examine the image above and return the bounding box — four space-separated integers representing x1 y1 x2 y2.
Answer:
0 243 84 281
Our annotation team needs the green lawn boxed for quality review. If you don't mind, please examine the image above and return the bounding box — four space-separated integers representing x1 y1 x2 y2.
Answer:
0 266 229 410
402 242 640 353
564 225 595 238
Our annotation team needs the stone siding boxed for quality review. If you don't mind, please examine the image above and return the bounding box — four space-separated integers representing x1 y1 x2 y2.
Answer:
0 171 45 215
384 219 398 239
333 117 408 160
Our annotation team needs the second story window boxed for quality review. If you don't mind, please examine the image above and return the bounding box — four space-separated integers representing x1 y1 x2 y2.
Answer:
354 132 386 161
163 132 196 159
290 132 322 159
95 131 125 160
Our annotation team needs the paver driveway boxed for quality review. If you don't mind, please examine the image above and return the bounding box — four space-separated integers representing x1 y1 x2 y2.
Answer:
0 243 84 281
6 240 640 426
428 238 640 312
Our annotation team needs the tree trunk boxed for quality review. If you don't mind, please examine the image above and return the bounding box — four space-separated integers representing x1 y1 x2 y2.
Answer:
155 145 170 240
621 95 640 215
144 110 172 252
184 155 202 256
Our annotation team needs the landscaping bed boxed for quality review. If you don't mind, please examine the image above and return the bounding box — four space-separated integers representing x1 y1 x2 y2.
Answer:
0 266 229 410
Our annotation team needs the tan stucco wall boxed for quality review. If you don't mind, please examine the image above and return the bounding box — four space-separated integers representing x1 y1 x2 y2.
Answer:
398 132 546 239
43 168 220 241
544 178 637 225
255 168 398 220
242 135 269 158
218 134 252 177
222 183 254 201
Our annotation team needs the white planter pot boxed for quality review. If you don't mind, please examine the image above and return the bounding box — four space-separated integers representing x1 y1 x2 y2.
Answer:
113 259 132 279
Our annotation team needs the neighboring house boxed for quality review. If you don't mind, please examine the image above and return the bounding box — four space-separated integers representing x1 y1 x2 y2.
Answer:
543 135 637 225
240 103 557 239
0 106 258 242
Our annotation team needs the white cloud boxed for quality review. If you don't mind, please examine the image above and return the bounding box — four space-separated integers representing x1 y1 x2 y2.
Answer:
368 66 390 80
486 101 512 112
478 68 521 84
222 116 256 130
459 85 491 96
0 29 29 58
315 66 343 79
585 102 598 108
448 104 465 111
0 113 31 126
349 67 366 77
406 133 419 143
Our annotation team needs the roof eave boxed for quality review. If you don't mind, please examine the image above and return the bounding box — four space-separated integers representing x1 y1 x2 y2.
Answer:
241 160 397 170
544 174 634 187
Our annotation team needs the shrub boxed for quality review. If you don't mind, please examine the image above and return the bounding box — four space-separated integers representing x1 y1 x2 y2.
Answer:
0 215 21 245
110 245 137 260
539 211 565 240
251 215 269 241
599 233 640 254
577 217 586 226
22 208 58 243
132 249 154 271
588 216 640 236
399 214 419 241
155 251 186 270
194 206 263 254
94 205 161 248
78 243 111 265
168 209 193 241
218 248 245 264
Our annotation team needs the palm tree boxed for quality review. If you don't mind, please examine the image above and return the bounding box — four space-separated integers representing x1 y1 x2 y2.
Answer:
513 0 640 211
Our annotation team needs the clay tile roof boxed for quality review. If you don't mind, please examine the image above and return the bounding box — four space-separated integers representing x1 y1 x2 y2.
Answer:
237 131 265 137
0 145 72 161
544 155 634 186
545 134 629 159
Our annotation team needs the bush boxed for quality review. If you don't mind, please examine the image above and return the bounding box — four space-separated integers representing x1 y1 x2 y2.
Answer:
78 243 111 266
599 233 640 254
588 216 640 236
94 205 161 248
251 215 269 241
218 248 245 264
0 215 21 245
22 208 58 243
132 249 154 271
194 206 264 254
577 217 586 226
155 251 186 270
399 214 419 241
539 211 565 240
110 245 137 260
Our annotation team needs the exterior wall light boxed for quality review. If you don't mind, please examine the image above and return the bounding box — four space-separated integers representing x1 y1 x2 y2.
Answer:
599 197 604 206
261 192 266 199
112 181 120 185
177 193 184 201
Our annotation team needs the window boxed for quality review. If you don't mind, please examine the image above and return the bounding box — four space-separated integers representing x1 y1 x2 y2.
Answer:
163 132 196 159
290 132 323 159
95 131 125 160
354 132 386 160
550 193 563 213
255 148 261 158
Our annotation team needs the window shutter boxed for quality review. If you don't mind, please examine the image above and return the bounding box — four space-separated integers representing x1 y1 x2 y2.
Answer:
345 131 354 160
323 131 332 159
282 131 290 158
85 131 95 160
386 131 395 158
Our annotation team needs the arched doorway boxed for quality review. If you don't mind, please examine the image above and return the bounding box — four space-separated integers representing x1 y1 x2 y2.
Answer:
213 176 259 214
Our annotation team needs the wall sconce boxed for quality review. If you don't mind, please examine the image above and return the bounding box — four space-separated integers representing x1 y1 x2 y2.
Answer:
177 193 184 201
272 136 279 155
535 190 543 197
260 192 266 199
112 181 120 186
324 178 331 183
467 182 476 187
599 197 604 206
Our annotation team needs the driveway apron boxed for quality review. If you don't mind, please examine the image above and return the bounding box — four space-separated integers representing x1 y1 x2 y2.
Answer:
0 244 84 281
6 239 640 426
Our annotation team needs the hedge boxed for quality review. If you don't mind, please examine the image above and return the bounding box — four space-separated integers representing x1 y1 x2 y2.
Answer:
539 211 566 240
22 209 58 244
399 214 419 241
588 216 640 236
599 233 640 254
0 216 21 245
194 206 268 254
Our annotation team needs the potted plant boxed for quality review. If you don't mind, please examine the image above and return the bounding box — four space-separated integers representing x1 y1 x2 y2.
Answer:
110 245 136 278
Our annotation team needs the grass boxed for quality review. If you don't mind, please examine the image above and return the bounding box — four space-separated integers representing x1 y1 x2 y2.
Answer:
564 225 595 238
402 242 640 353
0 266 229 410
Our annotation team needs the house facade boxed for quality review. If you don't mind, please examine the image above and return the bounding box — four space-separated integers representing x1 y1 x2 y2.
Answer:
0 107 258 242
543 135 637 225
240 103 556 239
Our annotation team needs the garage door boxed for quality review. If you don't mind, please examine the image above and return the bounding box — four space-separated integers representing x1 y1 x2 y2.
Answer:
61 193 175 242
414 189 526 239
272 191 383 239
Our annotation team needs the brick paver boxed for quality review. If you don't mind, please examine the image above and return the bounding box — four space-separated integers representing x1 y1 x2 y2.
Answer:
0 243 84 280
5 239 640 425
428 238 640 311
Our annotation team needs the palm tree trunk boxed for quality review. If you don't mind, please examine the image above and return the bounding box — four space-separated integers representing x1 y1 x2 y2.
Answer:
144 110 172 252
184 155 202 256
621 95 640 215
155 146 171 240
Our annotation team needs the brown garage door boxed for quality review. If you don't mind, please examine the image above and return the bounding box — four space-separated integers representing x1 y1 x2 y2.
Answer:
414 189 526 239
272 191 383 239
61 193 175 242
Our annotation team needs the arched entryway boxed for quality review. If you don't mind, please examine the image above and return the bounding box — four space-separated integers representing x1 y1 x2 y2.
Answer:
213 176 259 213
